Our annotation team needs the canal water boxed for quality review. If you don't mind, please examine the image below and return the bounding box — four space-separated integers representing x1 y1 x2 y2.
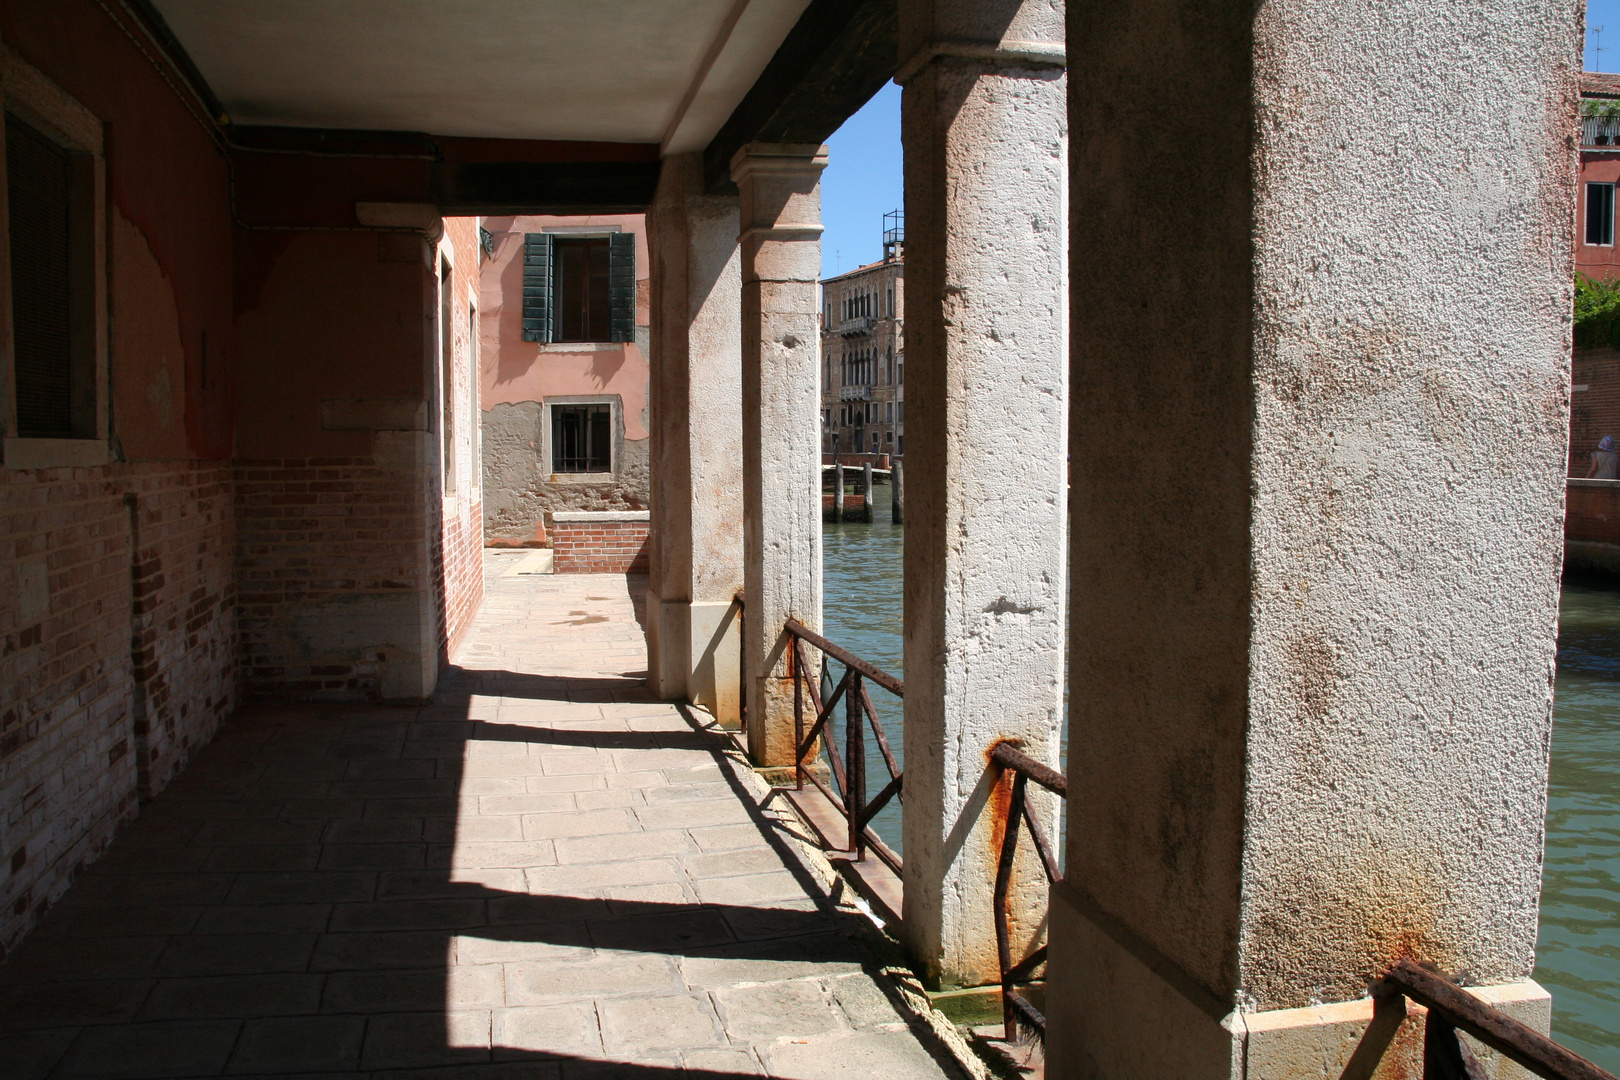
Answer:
822 482 1620 1068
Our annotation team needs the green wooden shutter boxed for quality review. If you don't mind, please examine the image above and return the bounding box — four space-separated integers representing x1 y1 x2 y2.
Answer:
608 232 635 343
521 233 553 343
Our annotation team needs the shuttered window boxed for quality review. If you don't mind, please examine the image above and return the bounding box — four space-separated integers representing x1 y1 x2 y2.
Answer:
607 232 634 343
521 233 553 343
520 231 635 345
9 115 74 438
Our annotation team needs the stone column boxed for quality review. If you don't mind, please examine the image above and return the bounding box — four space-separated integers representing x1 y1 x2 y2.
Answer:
646 153 744 725
1045 2 1572 1076
731 143 827 770
897 0 1068 990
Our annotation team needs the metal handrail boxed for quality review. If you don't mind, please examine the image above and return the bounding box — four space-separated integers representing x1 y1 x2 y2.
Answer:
1380 960 1618 1080
988 740 1065 1043
981 744 1619 1077
783 618 904 873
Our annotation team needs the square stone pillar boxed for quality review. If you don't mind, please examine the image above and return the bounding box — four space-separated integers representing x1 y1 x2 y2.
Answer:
897 0 1068 989
1045 1 1574 1075
646 153 745 726
730 143 827 769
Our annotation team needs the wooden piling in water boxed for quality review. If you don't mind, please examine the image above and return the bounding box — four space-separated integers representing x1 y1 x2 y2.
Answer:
892 458 904 524
862 462 874 522
833 458 844 522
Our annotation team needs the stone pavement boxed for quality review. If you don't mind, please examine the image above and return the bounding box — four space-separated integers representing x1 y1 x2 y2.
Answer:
0 556 972 1079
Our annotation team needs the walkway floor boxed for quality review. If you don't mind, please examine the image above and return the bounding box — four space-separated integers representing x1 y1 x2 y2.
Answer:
0 555 971 1079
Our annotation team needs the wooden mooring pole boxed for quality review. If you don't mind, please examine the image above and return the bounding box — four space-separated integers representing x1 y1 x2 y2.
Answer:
891 458 904 524
833 457 844 522
862 462 874 523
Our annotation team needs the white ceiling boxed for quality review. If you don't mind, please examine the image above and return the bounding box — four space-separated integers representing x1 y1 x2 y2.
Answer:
152 0 813 152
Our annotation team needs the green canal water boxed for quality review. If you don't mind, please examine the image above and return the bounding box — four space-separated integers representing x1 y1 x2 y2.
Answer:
822 484 1620 1065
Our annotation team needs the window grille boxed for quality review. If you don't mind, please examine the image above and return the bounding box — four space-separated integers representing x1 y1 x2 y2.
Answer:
552 404 612 473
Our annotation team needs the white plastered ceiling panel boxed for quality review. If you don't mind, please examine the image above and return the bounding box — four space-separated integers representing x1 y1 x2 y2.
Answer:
151 0 813 148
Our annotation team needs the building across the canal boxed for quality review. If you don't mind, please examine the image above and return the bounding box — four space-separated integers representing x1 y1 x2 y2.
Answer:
821 213 904 459
1569 73 1620 571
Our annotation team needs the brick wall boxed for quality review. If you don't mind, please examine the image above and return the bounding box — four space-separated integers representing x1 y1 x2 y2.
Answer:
235 454 431 699
1567 480 1620 544
1 461 237 957
1571 348 1620 476
552 512 651 574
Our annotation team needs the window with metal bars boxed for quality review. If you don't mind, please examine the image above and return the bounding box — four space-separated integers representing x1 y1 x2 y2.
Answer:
551 404 612 473
9 113 91 439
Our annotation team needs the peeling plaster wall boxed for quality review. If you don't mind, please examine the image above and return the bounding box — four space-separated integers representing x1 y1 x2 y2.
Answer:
478 214 651 544
482 400 650 539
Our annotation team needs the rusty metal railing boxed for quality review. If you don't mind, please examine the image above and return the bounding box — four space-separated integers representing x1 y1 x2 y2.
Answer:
988 740 1066 1043
1379 960 1617 1080
981 745 1619 1079
783 618 904 873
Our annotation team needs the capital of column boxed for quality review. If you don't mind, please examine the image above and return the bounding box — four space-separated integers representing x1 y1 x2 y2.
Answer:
894 37 1066 84
728 142 829 185
730 142 828 286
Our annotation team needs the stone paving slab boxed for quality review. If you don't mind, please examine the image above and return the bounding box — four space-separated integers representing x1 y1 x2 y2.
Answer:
0 560 972 1079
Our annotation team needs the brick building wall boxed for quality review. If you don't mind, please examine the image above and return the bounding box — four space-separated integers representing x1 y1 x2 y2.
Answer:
1571 348 1620 476
1 461 237 956
552 512 651 574
438 219 485 662
235 454 431 700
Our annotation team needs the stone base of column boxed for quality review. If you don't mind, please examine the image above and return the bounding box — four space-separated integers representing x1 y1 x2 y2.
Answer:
646 592 688 701
687 599 741 729
646 594 742 730
1046 888 1551 1079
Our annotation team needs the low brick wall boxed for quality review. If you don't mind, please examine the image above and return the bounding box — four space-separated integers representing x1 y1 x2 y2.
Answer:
551 511 650 574
1567 479 1620 544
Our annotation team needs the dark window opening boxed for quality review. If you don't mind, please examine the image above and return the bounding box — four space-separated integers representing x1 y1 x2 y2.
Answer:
10 113 92 439
556 238 610 343
441 258 456 492
552 404 612 473
1591 183 1616 246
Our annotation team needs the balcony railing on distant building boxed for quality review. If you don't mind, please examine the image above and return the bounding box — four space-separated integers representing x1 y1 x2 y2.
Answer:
839 316 875 336
840 385 872 401
1584 114 1620 147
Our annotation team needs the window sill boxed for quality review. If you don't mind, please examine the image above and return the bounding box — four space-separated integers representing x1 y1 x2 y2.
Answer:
5 437 109 469
548 472 615 484
538 342 627 353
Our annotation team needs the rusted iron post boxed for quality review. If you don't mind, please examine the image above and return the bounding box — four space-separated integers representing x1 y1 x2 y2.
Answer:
995 769 1028 1043
847 671 865 857
791 632 803 790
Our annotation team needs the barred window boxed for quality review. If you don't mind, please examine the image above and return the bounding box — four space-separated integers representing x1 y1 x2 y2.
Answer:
552 404 611 473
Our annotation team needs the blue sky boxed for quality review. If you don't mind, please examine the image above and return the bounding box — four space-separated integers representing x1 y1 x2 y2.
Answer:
819 81 902 280
1592 7 1620 71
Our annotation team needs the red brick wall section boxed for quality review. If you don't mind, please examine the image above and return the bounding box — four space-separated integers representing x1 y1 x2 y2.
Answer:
552 515 651 574
437 218 484 661
1572 349 1620 476
1 461 237 958
235 456 430 699
1568 481 1620 544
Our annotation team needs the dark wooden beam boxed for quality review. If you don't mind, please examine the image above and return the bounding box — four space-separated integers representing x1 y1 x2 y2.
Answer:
227 128 662 226
702 0 897 192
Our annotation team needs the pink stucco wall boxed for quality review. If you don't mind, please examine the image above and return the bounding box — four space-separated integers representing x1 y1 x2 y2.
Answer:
475 214 652 542
478 214 649 439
